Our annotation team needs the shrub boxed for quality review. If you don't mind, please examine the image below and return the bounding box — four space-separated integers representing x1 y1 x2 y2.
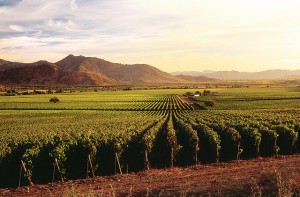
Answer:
204 101 217 107
203 90 211 94
195 91 201 96
49 97 60 103
6 90 16 94
186 92 193 96
34 90 46 94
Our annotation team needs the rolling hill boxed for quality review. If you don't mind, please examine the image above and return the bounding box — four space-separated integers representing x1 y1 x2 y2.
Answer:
172 70 300 80
175 74 217 82
0 55 192 85
0 59 48 72
0 62 60 85
3 55 300 85
55 55 185 84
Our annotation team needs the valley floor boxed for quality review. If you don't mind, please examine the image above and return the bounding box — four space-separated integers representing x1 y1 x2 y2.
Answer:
1 154 300 197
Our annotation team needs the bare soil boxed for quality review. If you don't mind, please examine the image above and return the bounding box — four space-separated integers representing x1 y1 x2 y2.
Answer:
179 95 203 110
1 154 300 196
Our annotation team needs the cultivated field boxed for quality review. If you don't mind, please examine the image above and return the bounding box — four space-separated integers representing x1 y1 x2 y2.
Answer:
0 88 300 196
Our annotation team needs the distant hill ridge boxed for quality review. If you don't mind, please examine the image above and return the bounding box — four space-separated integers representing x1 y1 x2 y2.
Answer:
172 70 300 80
0 55 215 85
3 55 296 85
175 74 218 82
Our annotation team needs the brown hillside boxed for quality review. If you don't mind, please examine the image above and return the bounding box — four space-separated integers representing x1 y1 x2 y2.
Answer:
0 62 60 85
0 60 48 72
109 64 185 83
56 55 185 84
0 61 114 85
58 71 114 85
0 55 201 85
176 74 218 82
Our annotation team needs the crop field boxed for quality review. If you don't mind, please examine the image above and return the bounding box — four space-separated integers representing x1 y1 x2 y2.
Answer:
0 88 300 189
192 87 300 110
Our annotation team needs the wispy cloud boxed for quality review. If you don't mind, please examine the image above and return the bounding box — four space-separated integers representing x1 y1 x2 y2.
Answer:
0 0 22 7
9 25 25 32
69 0 77 10
1 0 300 71
47 19 77 31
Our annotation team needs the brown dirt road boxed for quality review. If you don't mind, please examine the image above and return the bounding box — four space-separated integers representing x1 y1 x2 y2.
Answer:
1 154 300 196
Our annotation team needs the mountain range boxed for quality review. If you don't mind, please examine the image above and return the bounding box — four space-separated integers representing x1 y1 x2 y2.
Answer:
1 55 299 86
0 55 216 85
171 70 300 80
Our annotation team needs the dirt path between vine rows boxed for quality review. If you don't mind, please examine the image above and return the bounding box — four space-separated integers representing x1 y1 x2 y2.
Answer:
1 154 300 196
179 95 203 110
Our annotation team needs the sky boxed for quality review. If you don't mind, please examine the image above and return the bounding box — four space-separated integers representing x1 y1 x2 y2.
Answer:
1 0 300 72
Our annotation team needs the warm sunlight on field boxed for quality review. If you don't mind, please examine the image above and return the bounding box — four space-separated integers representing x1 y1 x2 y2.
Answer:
1 0 300 196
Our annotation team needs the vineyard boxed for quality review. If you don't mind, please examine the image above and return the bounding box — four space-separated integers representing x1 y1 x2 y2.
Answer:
0 88 300 188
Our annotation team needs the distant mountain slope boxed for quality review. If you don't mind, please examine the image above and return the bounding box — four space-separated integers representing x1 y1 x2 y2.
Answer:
0 61 116 86
111 64 184 83
172 70 300 80
279 75 300 80
175 74 218 82
0 55 185 85
171 71 215 76
5 54 299 85
55 55 185 84
0 62 60 85
0 59 48 72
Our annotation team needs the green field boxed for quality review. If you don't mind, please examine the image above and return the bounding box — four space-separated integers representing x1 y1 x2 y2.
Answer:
0 88 299 187
192 87 300 110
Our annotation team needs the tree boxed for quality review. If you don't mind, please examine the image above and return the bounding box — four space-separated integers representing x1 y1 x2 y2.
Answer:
195 91 201 96
203 90 211 95
185 92 193 96
49 97 60 103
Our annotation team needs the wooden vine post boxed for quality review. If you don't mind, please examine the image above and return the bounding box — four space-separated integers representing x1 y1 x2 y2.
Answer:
87 155 95 178
115 153 123 175
54 158 64 182
237 144 241 160
195 150 198 165
144 150 150 170
216 143 219 163
20 160 34 186
170 147 174 168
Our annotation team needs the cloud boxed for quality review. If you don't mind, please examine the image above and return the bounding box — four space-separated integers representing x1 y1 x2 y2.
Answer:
69 0 77 10
9 24 25 32
0 0 22 7
47 19 77 31
1 0 300 72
